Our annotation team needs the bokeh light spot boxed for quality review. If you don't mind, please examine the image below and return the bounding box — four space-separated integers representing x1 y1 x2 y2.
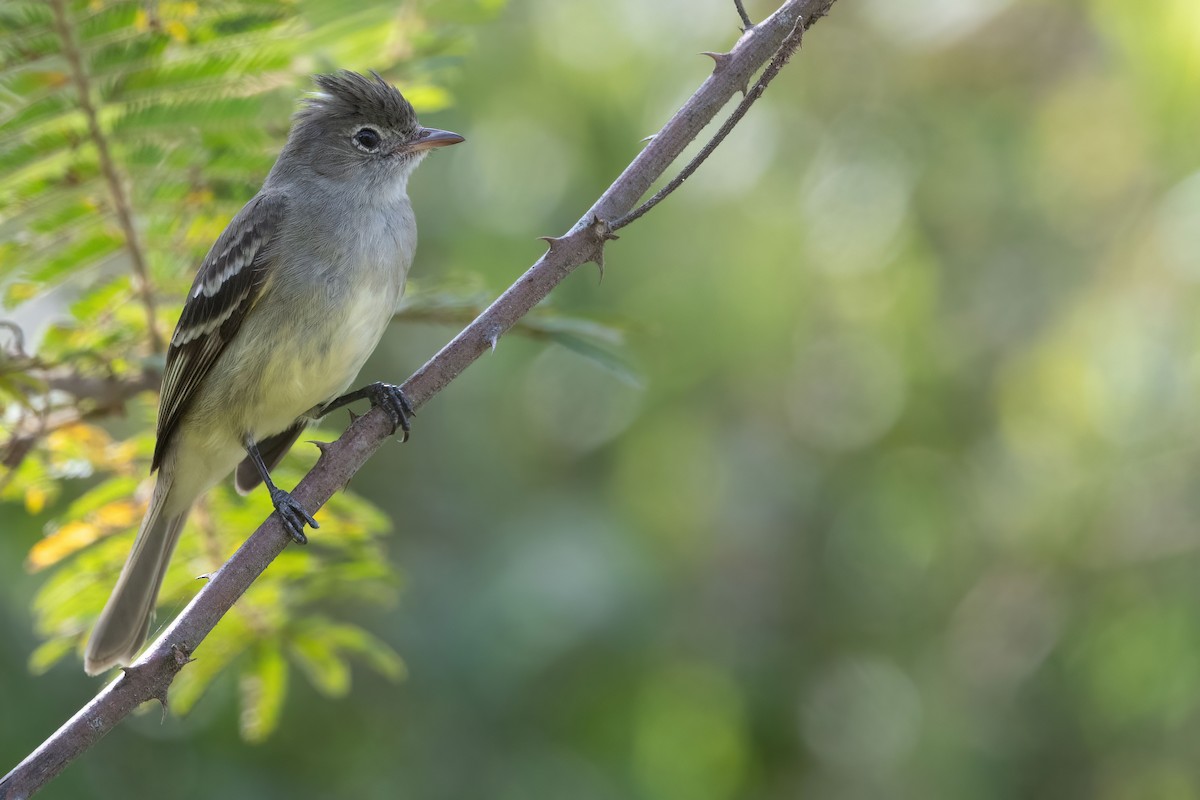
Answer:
786 333 906 452
862 0 1014 47
801 656 923 770
634 664 748 800
800 151 912 276
1157 171 1200 280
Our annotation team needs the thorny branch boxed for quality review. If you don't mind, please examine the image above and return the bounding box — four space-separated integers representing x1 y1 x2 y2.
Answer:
613 17 808 231
0 1 837 797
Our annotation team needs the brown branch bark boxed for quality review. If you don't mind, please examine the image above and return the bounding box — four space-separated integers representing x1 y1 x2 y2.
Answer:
0 1 835 796
36 368 161 410
47 0 164 354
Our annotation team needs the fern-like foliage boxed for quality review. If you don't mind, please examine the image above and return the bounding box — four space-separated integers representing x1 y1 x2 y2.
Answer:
0 0 499 741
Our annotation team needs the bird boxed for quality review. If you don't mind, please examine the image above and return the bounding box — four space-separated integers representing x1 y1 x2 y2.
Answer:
83 71 463 675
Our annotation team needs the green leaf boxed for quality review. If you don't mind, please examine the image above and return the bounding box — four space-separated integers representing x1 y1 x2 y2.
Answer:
288 625 352 698
62 475 142 520
320 621 407 682
69 276 130 322
546 333 643 389
239 643 289 743
423 0 509 24
27 635 74 675
25 227 124 285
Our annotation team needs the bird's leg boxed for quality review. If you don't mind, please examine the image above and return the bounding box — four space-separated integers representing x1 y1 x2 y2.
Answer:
243 435 318 544
321 382 414 441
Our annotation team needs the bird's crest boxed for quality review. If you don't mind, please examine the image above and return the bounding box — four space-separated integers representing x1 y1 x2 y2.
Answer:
301 70 418 134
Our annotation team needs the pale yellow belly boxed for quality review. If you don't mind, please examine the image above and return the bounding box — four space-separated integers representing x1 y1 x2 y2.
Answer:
246 288 396 438
175 279 399 478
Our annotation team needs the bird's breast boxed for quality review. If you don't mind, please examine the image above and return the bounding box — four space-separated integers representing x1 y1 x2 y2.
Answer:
239 200 416 437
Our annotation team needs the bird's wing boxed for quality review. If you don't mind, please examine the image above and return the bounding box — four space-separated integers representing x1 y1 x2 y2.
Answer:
152 192 288 471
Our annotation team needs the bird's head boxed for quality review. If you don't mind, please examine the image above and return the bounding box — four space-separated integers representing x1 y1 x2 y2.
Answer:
278 70 463 191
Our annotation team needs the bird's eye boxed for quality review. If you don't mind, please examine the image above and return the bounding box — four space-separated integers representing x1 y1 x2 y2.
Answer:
352 127 382 152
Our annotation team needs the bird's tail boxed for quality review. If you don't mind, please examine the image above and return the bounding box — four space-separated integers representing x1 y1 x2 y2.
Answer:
84 472 191 675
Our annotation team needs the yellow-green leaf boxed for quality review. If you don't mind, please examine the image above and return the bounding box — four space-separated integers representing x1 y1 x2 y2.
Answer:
239 644 288 743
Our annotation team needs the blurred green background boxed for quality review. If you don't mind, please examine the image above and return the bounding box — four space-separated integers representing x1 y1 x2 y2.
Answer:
4 0 1200 797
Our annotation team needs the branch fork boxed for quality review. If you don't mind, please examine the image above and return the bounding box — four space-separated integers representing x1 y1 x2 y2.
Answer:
539 215 618 278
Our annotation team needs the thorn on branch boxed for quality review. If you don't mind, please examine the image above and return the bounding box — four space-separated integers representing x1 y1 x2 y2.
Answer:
586 216 619 281
538 234 566 253
484 324 502 352
170 643 193 670
308 439 332 456
153 692 169 721
701 52 748 93
701 51 731 72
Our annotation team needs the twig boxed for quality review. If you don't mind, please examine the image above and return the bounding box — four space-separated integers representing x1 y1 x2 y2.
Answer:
0 1 835 796
613 11 817 231
47 0 163 354
37 368 162 407
0 322 27 358
0 368 160 475
734 0 755 29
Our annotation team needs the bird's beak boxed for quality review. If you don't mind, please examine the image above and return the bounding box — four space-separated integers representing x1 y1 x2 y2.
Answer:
403 127 465 154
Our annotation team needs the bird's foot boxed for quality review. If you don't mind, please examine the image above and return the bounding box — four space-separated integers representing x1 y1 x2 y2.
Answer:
362 382 414 441
269 487 318 545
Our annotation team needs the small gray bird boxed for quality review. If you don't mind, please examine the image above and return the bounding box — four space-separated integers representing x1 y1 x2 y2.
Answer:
84 71 463 675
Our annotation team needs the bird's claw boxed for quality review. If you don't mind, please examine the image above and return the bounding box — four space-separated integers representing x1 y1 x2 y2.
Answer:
269 487 318 544
365 382 414 441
